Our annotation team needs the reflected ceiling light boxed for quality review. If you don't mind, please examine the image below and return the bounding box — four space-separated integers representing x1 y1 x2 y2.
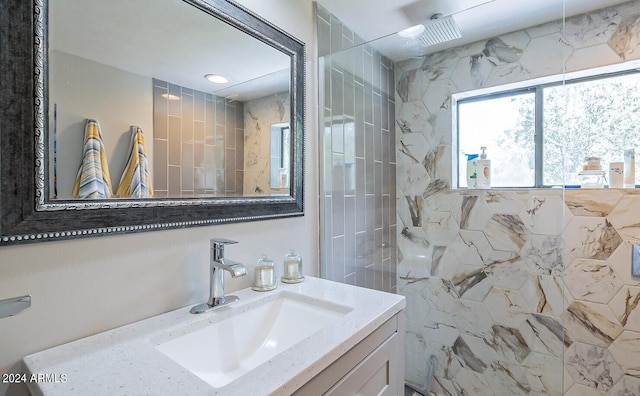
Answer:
398 24 425 38
204 73 229 84
161 93 181 101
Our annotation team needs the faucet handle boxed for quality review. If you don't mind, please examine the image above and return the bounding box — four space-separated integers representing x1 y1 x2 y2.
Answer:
210 238 238 262
210 238 238 247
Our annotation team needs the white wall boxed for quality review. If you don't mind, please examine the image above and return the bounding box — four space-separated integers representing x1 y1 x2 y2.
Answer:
0 1 317 393
50 50 154 199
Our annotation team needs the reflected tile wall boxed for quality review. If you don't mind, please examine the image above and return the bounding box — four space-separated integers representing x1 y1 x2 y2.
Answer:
317 4 397 292
153 79 243 198
243 92 290 196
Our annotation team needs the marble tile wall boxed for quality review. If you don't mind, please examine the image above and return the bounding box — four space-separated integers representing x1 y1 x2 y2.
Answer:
153 79 244 198
316 3 397 292
394 0 640 394
317 0 640 394
243 91 290 196
563 189 640 395
397 188 566 395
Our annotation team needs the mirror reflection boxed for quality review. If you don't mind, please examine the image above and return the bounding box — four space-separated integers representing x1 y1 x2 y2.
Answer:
48 0 291 200
270 122 291 190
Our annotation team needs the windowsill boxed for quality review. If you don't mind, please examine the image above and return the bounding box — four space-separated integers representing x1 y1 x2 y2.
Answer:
458 186 638 190
455 187 558 193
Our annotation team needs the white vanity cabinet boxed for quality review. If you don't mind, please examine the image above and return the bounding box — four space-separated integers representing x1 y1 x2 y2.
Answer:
293 312 404 396
23 278 405 396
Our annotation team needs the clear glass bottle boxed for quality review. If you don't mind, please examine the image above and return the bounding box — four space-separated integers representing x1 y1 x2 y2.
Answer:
252 255 276 291
281 249 304 283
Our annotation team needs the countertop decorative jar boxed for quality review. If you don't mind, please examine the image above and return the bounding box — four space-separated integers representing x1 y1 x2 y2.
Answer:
252 255 277 291
281 249 304 284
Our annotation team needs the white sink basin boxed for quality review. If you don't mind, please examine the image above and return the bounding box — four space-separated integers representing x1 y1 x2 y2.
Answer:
154 291 351 388
23 277 406 395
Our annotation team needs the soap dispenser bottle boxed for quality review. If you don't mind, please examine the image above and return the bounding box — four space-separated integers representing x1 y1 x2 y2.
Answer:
477 146 491 189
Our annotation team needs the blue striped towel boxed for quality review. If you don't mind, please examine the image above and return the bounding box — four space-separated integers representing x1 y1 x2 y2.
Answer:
116 125 153 198
72 119 113 199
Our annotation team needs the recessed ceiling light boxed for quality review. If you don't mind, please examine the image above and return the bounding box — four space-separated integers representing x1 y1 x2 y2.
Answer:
398 24 425 38
161 93 181 101
204 74 229 84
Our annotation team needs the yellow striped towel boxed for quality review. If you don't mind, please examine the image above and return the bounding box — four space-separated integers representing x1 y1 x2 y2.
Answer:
116 125 153 198
72 119 113 199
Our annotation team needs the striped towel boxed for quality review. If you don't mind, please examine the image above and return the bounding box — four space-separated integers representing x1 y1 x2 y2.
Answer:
116 125 153 198
72 119 113 199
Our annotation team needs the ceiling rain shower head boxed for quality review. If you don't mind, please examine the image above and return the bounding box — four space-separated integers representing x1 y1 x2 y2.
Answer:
416 13 462 47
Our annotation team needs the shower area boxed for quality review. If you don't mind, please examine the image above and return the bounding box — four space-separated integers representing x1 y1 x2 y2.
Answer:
317 0 640 395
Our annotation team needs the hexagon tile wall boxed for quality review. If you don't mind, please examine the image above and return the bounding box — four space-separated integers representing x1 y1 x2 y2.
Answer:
395 1 640 394
563 190 640 395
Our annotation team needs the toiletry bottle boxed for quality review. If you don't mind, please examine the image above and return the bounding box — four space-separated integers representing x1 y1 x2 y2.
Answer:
252 255 276 291
465 153 478 188
281 249 304 283
476 146 491 189
610 161 624 188
624 148 635 188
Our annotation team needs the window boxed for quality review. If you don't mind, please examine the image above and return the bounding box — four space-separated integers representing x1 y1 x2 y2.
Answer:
456 69 640 188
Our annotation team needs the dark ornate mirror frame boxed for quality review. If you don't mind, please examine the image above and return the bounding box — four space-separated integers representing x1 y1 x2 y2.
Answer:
0 0 305 245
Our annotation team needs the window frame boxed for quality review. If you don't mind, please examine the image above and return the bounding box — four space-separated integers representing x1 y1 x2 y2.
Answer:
453 64 640 189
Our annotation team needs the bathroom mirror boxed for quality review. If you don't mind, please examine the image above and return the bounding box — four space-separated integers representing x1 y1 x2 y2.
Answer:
0 0 305 245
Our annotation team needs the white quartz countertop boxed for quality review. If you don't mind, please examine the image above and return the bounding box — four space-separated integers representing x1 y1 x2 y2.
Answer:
23 276 405 395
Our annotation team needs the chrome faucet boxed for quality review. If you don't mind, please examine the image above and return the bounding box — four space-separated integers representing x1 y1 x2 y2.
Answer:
190 238 246 314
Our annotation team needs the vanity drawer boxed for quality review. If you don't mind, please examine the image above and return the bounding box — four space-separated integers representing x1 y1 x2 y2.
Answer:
325 331 399 395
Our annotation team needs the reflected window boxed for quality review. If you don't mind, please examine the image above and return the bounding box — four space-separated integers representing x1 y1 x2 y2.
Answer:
270 123 290 188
